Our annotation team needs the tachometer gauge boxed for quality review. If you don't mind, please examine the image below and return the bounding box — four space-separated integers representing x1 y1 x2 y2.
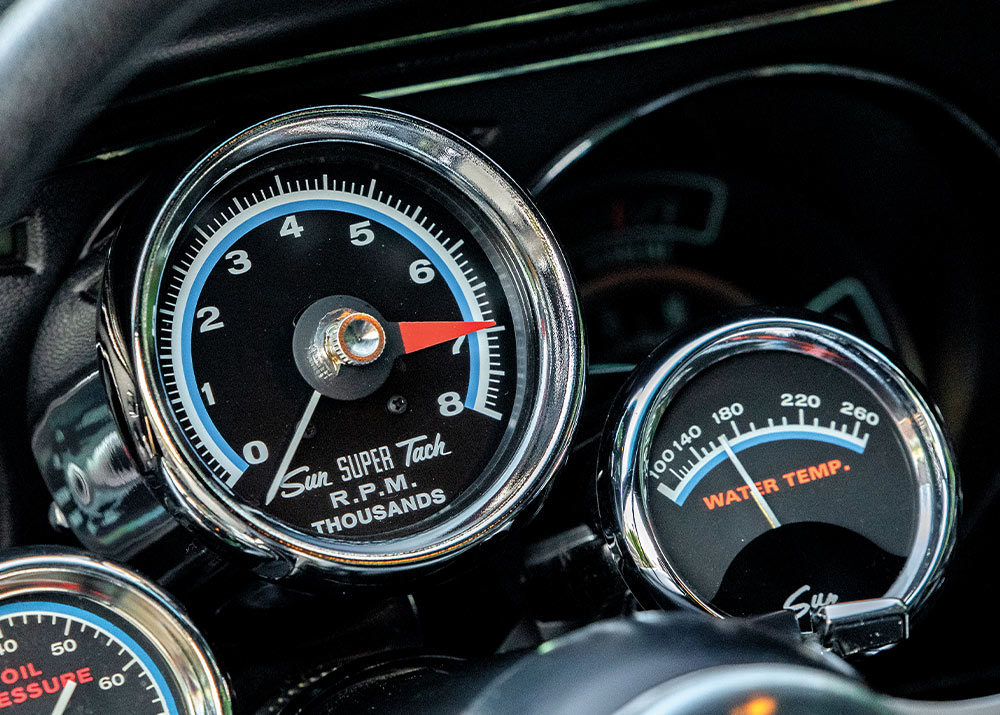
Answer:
599 314 956 651
102 106 583 578
0 549 229 714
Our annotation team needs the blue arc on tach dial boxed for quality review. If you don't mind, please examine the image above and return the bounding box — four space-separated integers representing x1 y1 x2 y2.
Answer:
171 198 485 474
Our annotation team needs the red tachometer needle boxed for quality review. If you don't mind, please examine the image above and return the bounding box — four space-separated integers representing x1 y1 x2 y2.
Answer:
397 320 496 353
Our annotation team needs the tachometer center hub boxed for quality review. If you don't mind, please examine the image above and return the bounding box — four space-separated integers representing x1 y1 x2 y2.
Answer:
293 295 399 401
326 309 386 366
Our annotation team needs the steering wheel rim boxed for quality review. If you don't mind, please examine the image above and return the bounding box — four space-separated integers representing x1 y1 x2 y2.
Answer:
0 0 217 547
0 0 216 222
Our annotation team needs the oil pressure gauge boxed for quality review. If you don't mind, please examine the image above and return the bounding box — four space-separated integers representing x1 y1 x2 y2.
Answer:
0 549 229 714
599 313 957 653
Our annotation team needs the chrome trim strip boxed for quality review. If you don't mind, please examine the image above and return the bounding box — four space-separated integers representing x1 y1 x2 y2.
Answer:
121 0 650 105
365 1 897 100
80 2 896 164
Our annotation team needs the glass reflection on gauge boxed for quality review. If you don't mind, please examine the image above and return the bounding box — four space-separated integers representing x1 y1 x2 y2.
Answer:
600 314 956 639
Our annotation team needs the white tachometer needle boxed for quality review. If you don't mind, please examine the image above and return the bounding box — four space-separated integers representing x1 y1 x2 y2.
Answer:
718 434 781 529
50 680 76 715
264 389 322 506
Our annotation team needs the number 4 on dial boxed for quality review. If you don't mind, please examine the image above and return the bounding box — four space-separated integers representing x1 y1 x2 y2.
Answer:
280 215 304 238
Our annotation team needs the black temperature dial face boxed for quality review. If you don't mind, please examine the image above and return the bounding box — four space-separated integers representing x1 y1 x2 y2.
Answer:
644 350 918 619
152 146 526 542
0 599 179 713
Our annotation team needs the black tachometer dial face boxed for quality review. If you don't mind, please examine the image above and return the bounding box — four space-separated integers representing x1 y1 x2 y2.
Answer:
644 350 916 619
153 145 526 542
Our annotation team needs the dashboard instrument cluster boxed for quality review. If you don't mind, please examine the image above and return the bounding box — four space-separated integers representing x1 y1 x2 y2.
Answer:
5 2 1000 712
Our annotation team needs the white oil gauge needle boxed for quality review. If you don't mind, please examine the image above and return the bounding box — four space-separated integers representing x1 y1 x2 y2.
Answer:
264 389 322 506
50 679 76 715
718 434 781 529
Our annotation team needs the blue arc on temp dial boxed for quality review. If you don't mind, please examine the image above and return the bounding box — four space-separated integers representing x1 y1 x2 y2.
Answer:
171 199 484 474
671 430 867 506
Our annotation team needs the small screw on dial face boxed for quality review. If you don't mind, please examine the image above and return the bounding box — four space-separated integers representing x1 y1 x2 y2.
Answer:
387 395 409 415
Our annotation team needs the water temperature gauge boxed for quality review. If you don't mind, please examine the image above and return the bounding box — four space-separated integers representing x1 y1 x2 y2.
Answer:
600 313 957 652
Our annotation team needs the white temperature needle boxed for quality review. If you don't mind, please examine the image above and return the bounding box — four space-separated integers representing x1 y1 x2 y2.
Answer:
265 389 322 506
719 434 781 529
50 680 76 715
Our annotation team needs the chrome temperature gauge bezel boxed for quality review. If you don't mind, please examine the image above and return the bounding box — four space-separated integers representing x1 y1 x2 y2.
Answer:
600 314 957 641
101 106 584 578
0 549 230 715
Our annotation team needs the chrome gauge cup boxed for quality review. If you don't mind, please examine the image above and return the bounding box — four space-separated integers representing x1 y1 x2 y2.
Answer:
101 106 584 579
599 313 957 654
0 549 230 714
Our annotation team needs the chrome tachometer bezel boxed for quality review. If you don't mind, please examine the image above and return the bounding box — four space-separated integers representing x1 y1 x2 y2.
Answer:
101 106 585 579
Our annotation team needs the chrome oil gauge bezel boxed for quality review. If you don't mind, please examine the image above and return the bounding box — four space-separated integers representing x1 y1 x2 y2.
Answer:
0 549 231 715
103 106 585 578
600 315 957 643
